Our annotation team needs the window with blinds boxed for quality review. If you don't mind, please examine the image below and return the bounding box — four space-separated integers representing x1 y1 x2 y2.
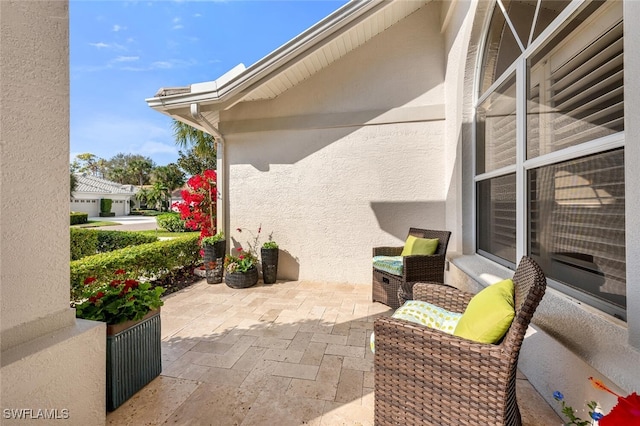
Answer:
477 76 517 174
478 174 517 265
527 3 623 158
476 0 625 318
528 149 626 310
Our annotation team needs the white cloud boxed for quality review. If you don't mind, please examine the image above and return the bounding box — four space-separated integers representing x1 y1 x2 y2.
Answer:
172 17 181 23
88 42 126 51
113 56 139 62
172 24 184 30
112 24 126 32
89 42 109 49
193 13 202 18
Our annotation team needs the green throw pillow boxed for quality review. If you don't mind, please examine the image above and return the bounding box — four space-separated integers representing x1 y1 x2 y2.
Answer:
400 235 439 256
453 278 515 344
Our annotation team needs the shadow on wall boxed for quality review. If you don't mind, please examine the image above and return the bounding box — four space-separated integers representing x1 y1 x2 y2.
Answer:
370 201 447 241
277 249 300 281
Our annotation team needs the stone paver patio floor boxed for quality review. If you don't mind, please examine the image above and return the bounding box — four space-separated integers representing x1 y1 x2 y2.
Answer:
107 279 562 425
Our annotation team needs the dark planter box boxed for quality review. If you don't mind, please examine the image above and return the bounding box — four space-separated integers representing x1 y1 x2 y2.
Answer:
203 240 226 284
261 248 279 284
106 309 161 411
99 212 116 217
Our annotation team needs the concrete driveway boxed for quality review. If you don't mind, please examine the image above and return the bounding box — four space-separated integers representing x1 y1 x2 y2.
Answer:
89 215 159 232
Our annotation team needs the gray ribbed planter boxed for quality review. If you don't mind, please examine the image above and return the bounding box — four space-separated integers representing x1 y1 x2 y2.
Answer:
106 309 161 411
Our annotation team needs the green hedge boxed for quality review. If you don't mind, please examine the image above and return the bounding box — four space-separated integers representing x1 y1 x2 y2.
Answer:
95 230 157 253
100 198 113 213
70 212 89 225
70 235 200 300
70 229 158 261
70 228 99 260
156 212 188 233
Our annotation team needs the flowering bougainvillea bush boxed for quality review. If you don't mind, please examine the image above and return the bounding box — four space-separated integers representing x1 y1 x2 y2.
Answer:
173 169 217 240
554 377 640 425
75 269 164 325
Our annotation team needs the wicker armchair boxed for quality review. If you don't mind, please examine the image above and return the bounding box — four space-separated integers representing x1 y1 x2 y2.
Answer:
372 228 451 309
374 256 547 426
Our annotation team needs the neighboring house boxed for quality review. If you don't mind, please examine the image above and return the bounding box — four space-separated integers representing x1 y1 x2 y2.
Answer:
147 0 640 417
71 173 137 216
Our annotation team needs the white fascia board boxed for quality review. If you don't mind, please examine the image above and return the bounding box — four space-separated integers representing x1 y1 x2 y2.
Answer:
145 0 385 111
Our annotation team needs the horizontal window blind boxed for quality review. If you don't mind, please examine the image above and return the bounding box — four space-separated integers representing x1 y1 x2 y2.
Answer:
528 9 623 158
529 149 625 309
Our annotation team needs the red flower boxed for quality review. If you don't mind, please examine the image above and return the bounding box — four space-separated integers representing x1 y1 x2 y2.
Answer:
114 269 126 275
600 393 640 426
236 228 242 232
84 277 97 285
96 291 105 298
237 247 243 252
110 279 121 288
239 255 245 260
125 279 139 289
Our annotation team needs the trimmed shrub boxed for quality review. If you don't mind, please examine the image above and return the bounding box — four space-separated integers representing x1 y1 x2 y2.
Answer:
95 230 158 252
70 234 200 300
70 212 89 225
100 198 113 213
70 229 158 261
71 228 99 260
156 212 188 233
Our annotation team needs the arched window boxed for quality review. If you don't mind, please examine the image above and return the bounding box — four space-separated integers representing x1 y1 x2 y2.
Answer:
475 0 625 319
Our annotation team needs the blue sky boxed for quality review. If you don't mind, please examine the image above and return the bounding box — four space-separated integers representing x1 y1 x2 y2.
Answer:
70 0 349 167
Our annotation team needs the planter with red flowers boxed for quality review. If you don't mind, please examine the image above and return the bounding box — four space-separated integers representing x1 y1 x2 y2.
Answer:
75 269 164 411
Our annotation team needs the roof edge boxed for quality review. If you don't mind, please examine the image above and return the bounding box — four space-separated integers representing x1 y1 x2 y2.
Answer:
146 0 385 110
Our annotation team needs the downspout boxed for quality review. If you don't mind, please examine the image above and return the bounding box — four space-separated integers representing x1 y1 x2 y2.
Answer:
190 103 226 244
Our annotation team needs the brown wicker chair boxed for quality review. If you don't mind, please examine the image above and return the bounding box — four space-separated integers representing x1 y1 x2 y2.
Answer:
374 256 547 426
372 228 451 309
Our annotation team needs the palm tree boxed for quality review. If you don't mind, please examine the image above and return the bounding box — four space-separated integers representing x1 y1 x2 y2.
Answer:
172 119 216 159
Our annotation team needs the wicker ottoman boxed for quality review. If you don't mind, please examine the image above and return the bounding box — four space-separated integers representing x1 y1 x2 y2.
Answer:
372 268 402 309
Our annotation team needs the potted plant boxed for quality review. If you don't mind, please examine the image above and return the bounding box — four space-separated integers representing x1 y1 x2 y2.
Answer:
224 248 259 288
201 232 226 284
261 238 279 284
75 269 164 411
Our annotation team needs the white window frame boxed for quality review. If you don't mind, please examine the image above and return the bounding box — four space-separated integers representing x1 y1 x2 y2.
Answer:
473 0 626 320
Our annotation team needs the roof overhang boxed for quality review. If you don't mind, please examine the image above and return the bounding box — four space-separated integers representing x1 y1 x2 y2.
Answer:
146 0 429 131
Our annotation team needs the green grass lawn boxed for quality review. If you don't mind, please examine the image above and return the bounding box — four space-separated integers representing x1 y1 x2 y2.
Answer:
71 220 120 228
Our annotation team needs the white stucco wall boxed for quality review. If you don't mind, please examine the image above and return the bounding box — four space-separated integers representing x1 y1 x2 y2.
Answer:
0 2 105 422
220 4 448 283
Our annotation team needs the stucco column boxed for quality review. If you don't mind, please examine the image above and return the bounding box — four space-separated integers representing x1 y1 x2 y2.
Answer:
1 2 105 423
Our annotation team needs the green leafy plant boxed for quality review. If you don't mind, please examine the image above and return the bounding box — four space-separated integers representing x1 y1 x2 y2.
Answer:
156 212 188 233
201 232 225 246
553 391 599 425
262 240 278 249
224 247 258 273
75 269 164 325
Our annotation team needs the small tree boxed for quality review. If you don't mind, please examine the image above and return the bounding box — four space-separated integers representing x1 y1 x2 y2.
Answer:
173 169 217 239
